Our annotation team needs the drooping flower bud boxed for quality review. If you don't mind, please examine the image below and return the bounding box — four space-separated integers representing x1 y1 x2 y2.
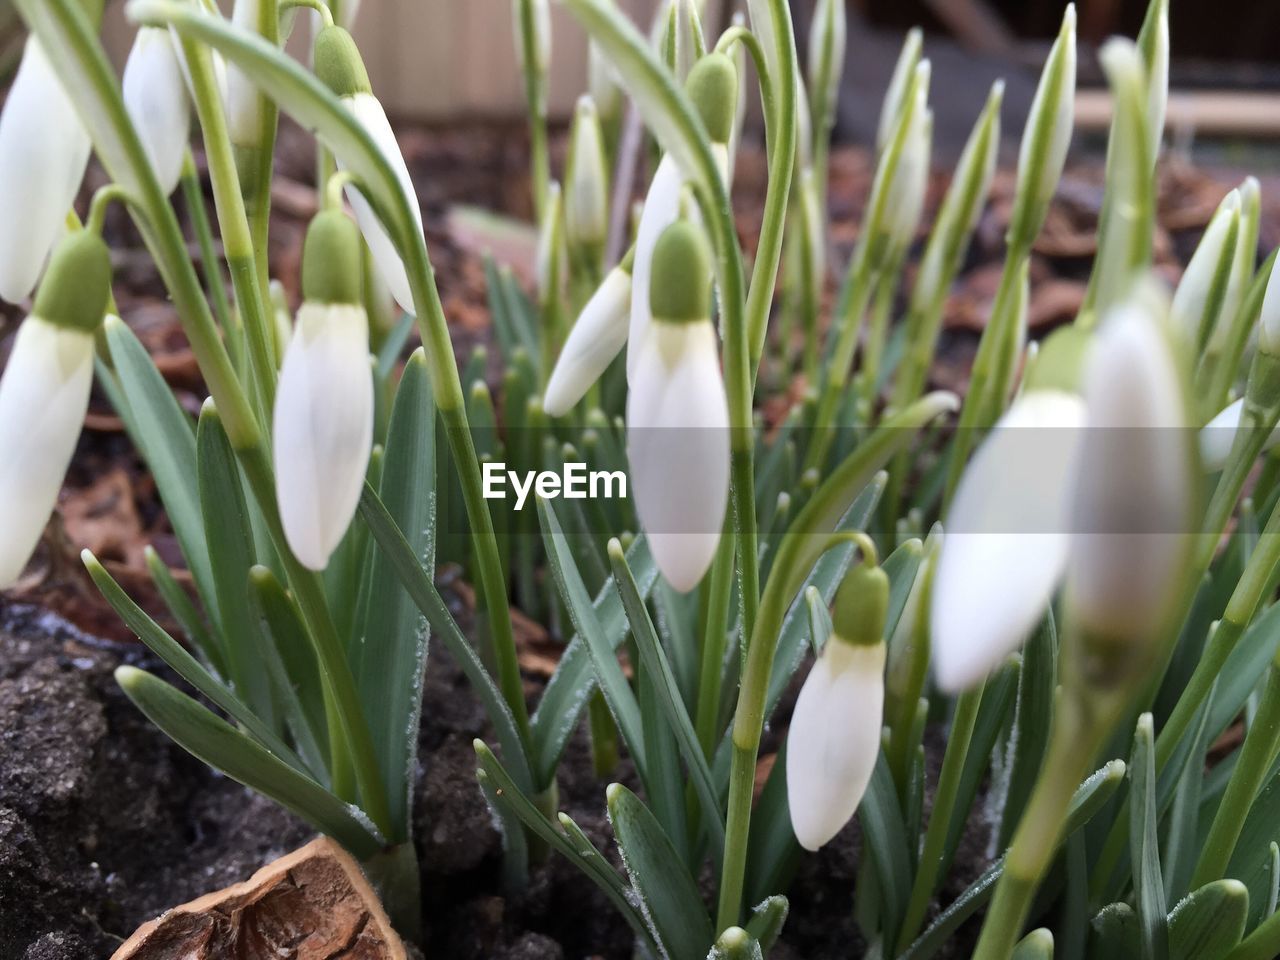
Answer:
564 96 609 259
544 254 633 417
123 28 191 196
314 25 422 317
0 37 93 303
931 325 1090 692
1007 4 1076 253
1171 189 1240 348
272 210 373 571
787 561 888 851
627 221 727 592
0 232 112 586
1066 289 1197 674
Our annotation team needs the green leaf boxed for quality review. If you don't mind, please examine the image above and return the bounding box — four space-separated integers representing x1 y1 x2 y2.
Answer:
744 895 788 954
999 612 1057 848
1090 903 1142 959
84 552 303 772
115 666 381 859
1208 603 1280 743
196 401 273 726
609 539 724 856
1013 929 1055 960
359 486 533 793
858 752 913 941
354 350 436 840
900 760 1127 960
1164 684 1218 902
473 741 659 955
143 545 224 678
1130 713 1170 960
531 518 657 786
806 584 833 656
1223 752 1280 928
1168 880 1248 960
607 782 714 960
101 321 215 622
476 769 529 893
744 738 802 909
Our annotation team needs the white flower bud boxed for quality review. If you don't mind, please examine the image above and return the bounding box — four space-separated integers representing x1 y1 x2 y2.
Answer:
0 315 95 586
1138 0 1169 160
225 0 263 147
273 301 374 570
931 389 1087 692
565 97 609 252
124 28 191 196
0 37 92 304
786 637 885 851
1171 190 1239 347
1067 293 1196 646
512 0 551 78
1259 254 1280 357
1199 397 1280 471
588 41 622 123
544 265 632 417
883 78 932 257
877 28 922 154
808 0 847 134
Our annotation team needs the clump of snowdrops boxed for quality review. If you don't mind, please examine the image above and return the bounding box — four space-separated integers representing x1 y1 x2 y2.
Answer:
4 0 1280 955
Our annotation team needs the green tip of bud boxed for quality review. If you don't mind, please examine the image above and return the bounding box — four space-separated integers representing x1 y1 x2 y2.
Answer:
314 25 371 98
35 231 111 333
649 221 712 323
1025 324 1091 394
832 562 889 647
303 209 364 304
685 53 737 145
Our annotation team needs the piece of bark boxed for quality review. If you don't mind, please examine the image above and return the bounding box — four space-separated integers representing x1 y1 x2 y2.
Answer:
110 837 407 960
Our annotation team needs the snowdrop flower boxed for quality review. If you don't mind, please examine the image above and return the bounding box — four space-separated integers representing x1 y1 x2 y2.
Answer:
627 221 728 592
314 25 422 317
931 327 1090 692
1067 294 1197 653
1171 189 1239 348
544 253 633 417
1008 5 1076 253
565 96 609 262
1138 0 1169 159
225 0 264 150
883 71 932 260
0 232 112 586
627 53 736 382
0 37 93 304
788 561 889 851
808 0 847 140
123 28 190 196
1200 397 1280 471
876 29 922 154
273 209 374 571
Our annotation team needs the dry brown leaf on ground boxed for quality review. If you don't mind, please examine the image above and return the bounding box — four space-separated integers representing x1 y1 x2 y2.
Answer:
110 836 407 960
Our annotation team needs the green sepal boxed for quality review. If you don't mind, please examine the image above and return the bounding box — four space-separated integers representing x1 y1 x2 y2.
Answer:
34 231 112 333
685 52 737 145
832 561 890 647
1024 324 1091 395
1012 929 1054 959
650 220 711 323
314 24 371 98
303 208 364 305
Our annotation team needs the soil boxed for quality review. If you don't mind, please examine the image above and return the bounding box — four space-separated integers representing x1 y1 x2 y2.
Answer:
0 118 1272 959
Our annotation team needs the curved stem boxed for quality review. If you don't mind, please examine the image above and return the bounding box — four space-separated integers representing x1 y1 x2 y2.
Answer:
279 0 332 25
86 183 132 236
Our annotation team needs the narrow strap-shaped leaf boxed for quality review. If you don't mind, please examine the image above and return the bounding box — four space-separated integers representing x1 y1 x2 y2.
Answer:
1090 903 1142 959
899 760 1126 960
84 552 305 773
858 752 913 942
609 540 725 856
143 545 224 678
744 739 802 909
538 499 646 777
744 896 788 954
638 656 689 861
1130 713 1170 960
1164 684 1218 902
355 350 437 840
476 769 529 893
115 666 382 859
196 402 274 726
530 536 658 787
1012 930 1054 959
607 782 714 960
1168 880 1248 960
360 486 534 793
472 741 657 955
100 325 216 623
999 612 1058 848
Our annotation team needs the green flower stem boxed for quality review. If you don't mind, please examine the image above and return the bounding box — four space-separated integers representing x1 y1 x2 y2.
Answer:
241 0 282 299
715 394 956 932
1191 655 1280 888
175 28 277 419
973 689 1114 960
897 680 985 948
515 0 549 222
941 248 1027 509
858 261 900 412
178 153 236 351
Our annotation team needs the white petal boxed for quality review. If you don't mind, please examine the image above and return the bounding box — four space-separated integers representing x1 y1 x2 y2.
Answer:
225 0 263 145
1067 299 1195 639
340 93 422 317
273 303 374 570
1258 254 1280 355
931 390 1086 692
124 29 190 196
0 317 94 586
0 38 92 303
1199 398 1280 471
1171 191 1239 344
544 266 631 416
786 640 886 851
627 155 684 382
627 321 729 592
